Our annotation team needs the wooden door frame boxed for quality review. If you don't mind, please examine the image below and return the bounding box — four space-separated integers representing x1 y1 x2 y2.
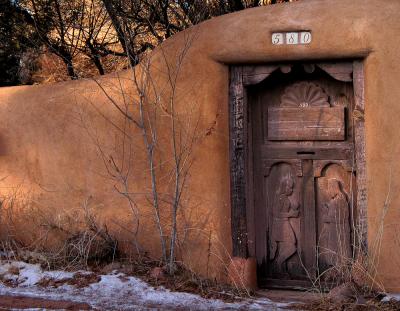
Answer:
228 60 367 262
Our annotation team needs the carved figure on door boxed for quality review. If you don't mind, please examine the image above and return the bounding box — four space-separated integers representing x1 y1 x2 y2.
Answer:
321 178 351 267
270 175 300 274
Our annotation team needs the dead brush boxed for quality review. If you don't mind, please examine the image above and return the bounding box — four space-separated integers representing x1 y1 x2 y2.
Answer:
300 235 385 302
41 198 119 270
62 226 118 269
0 188 53 267
0 196 119 271
297 168 394 310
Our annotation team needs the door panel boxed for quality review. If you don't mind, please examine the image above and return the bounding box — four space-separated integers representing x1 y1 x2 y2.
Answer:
250 64 356 288
265 162 303 280
316 163 356 281
267 107 346 141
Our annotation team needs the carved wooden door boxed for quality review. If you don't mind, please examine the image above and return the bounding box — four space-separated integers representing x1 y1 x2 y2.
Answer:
249 65 356 288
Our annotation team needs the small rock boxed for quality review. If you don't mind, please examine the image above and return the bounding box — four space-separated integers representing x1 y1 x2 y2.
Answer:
101 262 122 274
7 266 20 275
328 282 357 303
149 267 165 280
18 250 48 265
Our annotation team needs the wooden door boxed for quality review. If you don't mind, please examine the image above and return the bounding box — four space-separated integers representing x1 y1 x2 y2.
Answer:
249 65 356 288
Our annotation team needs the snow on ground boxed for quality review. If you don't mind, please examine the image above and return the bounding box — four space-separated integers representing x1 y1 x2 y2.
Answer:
381 293 400 303
0 261 291 310
0 261 74 286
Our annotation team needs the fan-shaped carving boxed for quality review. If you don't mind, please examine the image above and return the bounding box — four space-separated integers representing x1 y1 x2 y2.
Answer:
281 82 329 107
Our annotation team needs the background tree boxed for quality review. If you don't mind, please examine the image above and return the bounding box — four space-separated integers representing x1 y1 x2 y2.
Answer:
3 0 295 85
27 0 86 79
79 0 125 75
0 0 42 86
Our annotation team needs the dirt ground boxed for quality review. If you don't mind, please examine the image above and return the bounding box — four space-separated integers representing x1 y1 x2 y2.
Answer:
257 289 322 302
0 295 92 310
0 292 302 310
0 290 311 310
0 290 398 311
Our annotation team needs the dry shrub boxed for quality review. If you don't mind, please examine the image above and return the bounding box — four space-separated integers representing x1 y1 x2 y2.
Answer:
40 200 119 270
31 49 129 84
61 228 118 269
0 195 119 270
297 170 397 310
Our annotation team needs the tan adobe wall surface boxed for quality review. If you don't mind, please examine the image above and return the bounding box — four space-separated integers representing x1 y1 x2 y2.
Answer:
0 0 400 290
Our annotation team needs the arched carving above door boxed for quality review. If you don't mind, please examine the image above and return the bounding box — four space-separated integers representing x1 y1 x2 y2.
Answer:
268 80 345 141
281 82 330 107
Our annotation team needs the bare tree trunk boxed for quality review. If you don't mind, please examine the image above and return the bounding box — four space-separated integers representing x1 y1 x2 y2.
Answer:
86 40 105 75
133 64 168 263
92 28 197 274
101 0 137 67
168 98 180 274
101 0 125 51
228 0 245 10
61 53 78 80
91 55 105 76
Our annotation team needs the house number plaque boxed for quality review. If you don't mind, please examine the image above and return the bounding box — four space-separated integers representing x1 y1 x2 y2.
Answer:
272 32 312 45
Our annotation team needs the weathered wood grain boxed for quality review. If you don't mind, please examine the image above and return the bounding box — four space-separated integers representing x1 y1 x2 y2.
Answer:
229 66 248 258
267 107 345 141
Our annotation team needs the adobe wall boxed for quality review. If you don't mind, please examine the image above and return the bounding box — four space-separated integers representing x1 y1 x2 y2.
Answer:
0 0 400 290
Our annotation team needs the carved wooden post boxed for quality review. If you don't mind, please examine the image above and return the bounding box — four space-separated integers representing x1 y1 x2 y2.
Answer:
229 67 248 258
353 60 367 251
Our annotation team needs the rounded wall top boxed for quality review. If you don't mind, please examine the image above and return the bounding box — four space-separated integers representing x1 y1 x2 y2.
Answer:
155 0 399 65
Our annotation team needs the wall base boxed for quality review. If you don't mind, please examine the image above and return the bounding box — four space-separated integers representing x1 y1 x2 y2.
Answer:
228 257 257 290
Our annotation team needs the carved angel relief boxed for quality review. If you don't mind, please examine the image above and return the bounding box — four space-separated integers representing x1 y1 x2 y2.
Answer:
269 175 300 275
281 82 330 107
319 178 351 268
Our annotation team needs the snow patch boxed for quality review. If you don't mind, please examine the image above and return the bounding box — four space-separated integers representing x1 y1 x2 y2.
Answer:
0 261 74 286
0 260 291 310
382 293 400 302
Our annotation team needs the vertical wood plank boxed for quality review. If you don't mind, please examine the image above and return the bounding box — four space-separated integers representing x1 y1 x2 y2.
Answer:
246 81 256 258
229 66 248 258
302 159 317 277
353 60 367 251
253 90 268 266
